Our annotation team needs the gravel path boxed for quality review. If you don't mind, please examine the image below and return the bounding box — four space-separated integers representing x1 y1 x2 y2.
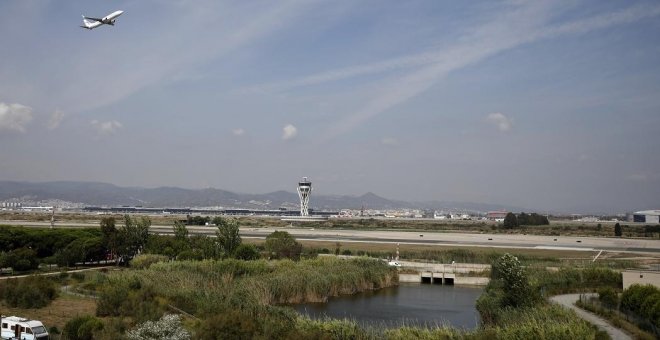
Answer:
550 293 632 340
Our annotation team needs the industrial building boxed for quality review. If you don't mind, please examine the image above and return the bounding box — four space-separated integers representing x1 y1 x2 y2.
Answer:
622 270 660 289
633 210 660 223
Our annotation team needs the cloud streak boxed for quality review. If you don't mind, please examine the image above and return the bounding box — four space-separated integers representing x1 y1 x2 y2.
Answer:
276 2 660 140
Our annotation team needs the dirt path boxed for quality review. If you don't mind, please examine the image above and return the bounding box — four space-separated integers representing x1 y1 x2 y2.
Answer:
550 293 631 340
0 266 114 280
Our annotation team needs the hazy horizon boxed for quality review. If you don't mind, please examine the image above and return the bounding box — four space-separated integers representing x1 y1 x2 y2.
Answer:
1 1 659 214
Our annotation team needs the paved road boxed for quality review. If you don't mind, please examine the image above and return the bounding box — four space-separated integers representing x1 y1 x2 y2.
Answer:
550 294 632 340
3 221 660 254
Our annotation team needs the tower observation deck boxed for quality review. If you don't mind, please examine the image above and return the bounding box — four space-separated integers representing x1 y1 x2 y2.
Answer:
297 177 312 216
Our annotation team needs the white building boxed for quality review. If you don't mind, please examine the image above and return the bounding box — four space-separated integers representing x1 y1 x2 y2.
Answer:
633 210 660 223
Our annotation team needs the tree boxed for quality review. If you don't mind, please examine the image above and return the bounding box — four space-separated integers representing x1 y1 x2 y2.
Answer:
173 221 189 239
492 253 538 307
117 215 151 264
216 218 241 257
614 223 622 237
503 212 519 229
265 231 302 260
1 247 39 271
172 221 191 254
100 216 118 262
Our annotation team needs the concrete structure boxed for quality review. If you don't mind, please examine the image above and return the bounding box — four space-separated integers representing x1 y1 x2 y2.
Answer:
297 177 312 217
633 210 660 223
622 270 660 289
397 261 490 286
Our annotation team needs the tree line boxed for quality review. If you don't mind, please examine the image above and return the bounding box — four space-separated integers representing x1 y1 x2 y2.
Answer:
503 212 550 228
0 215 304 272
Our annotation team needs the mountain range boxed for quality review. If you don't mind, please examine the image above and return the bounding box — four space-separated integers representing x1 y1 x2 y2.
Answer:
0 181 526 213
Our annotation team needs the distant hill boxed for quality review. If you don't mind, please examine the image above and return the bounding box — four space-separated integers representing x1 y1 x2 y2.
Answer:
0 180 527 213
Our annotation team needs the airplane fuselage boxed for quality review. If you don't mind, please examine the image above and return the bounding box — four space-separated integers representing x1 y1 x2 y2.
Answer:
101 10 123 25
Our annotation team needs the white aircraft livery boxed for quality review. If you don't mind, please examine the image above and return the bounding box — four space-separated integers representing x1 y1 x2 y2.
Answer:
80 10 124 30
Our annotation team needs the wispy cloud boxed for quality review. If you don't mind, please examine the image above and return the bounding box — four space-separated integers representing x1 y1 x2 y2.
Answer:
0 102 33 133
381 137 399 146
290 2 660 140
232 128 245 136
486 113 512 132
91 120 122 136
282 124 298 140
626 172 660 182
48 109 65 130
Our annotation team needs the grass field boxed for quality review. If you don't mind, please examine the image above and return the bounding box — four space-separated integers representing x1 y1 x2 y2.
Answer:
0 294 97 331
3 211 657 240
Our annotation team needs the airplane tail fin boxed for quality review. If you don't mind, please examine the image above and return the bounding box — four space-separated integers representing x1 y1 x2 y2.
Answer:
81 16 92 28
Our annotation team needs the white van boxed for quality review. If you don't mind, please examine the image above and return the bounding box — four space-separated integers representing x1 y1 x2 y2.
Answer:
1 316 49 340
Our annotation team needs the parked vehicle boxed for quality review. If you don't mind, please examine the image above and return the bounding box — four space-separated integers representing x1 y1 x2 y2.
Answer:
1 316 49 340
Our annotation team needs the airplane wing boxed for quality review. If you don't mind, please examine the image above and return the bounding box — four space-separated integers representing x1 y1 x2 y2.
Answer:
83 16 103 22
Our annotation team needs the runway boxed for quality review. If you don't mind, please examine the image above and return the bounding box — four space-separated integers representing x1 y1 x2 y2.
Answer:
2 220 659 254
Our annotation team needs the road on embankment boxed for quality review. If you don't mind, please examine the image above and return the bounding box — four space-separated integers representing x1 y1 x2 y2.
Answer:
2 220 660 255
550 294 632 340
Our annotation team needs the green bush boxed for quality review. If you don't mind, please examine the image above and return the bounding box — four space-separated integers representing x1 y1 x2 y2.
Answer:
234 244 260 261
265 231 302 260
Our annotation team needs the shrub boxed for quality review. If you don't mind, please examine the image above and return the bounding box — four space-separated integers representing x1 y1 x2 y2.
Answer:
0 276 58 308
597 287 618 309
131 254 169 269
234 244 260 261
63 315 104 340
177 249 204 261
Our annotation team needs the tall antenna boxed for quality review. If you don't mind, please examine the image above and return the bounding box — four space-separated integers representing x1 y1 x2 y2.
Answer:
297 177 312 216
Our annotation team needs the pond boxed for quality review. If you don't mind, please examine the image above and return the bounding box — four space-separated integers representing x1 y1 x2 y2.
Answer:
294 283 483 329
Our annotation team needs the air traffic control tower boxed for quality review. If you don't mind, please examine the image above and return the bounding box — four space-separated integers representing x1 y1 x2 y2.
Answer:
297 177 312 216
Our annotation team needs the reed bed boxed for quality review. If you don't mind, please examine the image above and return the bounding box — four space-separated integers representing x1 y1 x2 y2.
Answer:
97 257 397 318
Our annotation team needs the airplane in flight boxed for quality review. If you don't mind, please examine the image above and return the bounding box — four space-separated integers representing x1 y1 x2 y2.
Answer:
80 10 124 30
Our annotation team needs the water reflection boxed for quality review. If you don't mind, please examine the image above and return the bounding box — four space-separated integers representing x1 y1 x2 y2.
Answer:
294 283 482 329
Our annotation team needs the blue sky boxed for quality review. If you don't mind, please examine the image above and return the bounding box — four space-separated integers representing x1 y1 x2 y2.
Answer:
1 0 659 213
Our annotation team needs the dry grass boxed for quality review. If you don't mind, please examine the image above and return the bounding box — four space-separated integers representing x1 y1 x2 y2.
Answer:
0 294 97 330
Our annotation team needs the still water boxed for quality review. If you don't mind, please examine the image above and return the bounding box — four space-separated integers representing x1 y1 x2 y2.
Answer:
294 283 482 329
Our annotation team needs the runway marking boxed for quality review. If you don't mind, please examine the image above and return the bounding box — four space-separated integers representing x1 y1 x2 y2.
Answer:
535 246 594 251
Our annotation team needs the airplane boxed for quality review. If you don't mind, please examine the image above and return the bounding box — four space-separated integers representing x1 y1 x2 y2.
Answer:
80 10 124 30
